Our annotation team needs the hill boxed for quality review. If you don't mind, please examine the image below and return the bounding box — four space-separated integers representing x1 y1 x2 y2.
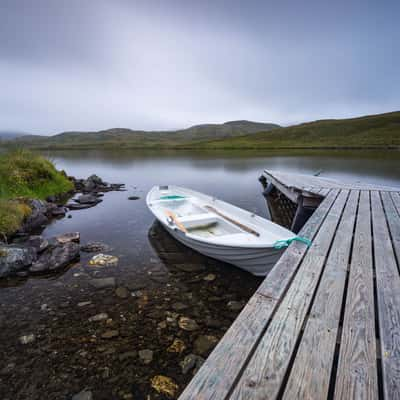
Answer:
0 131 31 140
192 111 400 150
8 120 280 149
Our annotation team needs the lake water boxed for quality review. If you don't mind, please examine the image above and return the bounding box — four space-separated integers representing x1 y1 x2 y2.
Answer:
1 149 399 399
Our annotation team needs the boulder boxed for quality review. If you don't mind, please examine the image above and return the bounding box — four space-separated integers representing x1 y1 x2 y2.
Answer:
75 194 101 205
55 232 80 244
0 246 36 278
29 242 80 274
26 235 49 253
21 200 49 232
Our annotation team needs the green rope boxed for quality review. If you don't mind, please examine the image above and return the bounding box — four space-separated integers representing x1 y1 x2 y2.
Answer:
273 236 312 249
159 195 186 200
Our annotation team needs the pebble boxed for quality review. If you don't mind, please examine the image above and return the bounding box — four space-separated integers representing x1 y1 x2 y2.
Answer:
19 334 35 345
101 330 119 339
89 253 118 267
180 354 205 374
171 302 188 311
118 351 137 361
88 313 109 322
167 338 186 353
227 300 246 311
151 375 178 397
115 286 130 299
88 277 116 289
72 390 93 400
175 264 205 272
203 273 217 281
193 335 218 355
138 349 153 364
78 301 92 307
178 316 200 331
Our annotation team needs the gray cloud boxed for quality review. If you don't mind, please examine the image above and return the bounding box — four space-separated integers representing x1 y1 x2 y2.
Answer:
0 0 399 134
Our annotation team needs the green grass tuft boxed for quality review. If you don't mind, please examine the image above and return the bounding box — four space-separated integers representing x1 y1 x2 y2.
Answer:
0 149 73 236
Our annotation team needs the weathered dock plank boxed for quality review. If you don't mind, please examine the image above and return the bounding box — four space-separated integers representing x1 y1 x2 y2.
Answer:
371 191 400 399
334 190 378 400
282 190 359 400
229 190 349 400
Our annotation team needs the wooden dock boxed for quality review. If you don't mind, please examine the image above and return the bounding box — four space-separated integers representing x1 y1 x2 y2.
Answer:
179 170 400 400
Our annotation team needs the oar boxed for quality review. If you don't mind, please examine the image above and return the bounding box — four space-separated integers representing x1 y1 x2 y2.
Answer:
205 205 260 237
164 210 187 233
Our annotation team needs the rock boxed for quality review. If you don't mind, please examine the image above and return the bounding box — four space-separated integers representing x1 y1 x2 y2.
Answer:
227 300 246 311
55 232 80 244
88 277 116 289
80 242 111 253
115 286 130 299
127 196 140 200
180 354 205 374
172 302 189 311
88 313 109 322
77 301 92 307
150 375 178 397
26 235 49 253
167 338 186 353
19 334 35 345
118 351 137 361
101 330 119 339
178 316 200 331
67 203 97 210
76 194 102 205
193 335 218 355
46 195 56 203
21 199 48 232
29 242 80 273
0 246 36 278
72 390 93 400
138 349 153 364
203 273 216 281
175 264 205 272
89 253 118 267
204 317 224 329
51 206 66 217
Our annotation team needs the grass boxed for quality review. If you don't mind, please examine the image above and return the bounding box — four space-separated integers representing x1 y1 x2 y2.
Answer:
191 111 400 150
0 149 73 236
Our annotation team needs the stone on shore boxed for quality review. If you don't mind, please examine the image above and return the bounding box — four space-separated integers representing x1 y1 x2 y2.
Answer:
29 242 80 274
0 246 36 278
56 232 80 244
72 390 93 400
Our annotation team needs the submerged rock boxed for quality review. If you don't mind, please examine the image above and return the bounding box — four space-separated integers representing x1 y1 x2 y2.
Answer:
101 330 119 339
151 375 178 397
180 354 205 374
193 335 218 356
128 196 140 200
76 194 102 205
175 264 205 272
167 338 186 353
138 349 153 364
227 300 246 311
88 277 116 289
56 232 80 244
72 390 93 400
115 286 130 298
88 313 109 322
19 334 36 345
80 241 111 253
89 254 118 267
178 317 200 331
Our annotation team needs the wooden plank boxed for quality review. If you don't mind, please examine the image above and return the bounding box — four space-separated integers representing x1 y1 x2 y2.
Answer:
371 191 400 400
334 190 378 400
385 192 400 264
229 190 349 400
282 190 359 400
178 190 340 400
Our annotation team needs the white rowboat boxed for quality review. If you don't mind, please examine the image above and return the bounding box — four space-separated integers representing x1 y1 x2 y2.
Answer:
146 185 306 276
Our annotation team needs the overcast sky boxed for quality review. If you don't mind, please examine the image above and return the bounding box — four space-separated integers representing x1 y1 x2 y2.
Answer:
0 0 399 134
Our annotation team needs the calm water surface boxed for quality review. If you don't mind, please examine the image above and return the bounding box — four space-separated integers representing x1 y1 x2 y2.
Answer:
1 150 399 400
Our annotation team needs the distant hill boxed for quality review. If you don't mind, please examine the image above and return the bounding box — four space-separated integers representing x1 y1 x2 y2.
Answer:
192 111 400 150
7 120 280 149
0 131 31 140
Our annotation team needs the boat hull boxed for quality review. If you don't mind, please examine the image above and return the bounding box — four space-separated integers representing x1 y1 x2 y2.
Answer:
164 222 284 276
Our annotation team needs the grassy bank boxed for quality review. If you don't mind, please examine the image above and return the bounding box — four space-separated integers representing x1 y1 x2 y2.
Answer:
0 149 73 236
